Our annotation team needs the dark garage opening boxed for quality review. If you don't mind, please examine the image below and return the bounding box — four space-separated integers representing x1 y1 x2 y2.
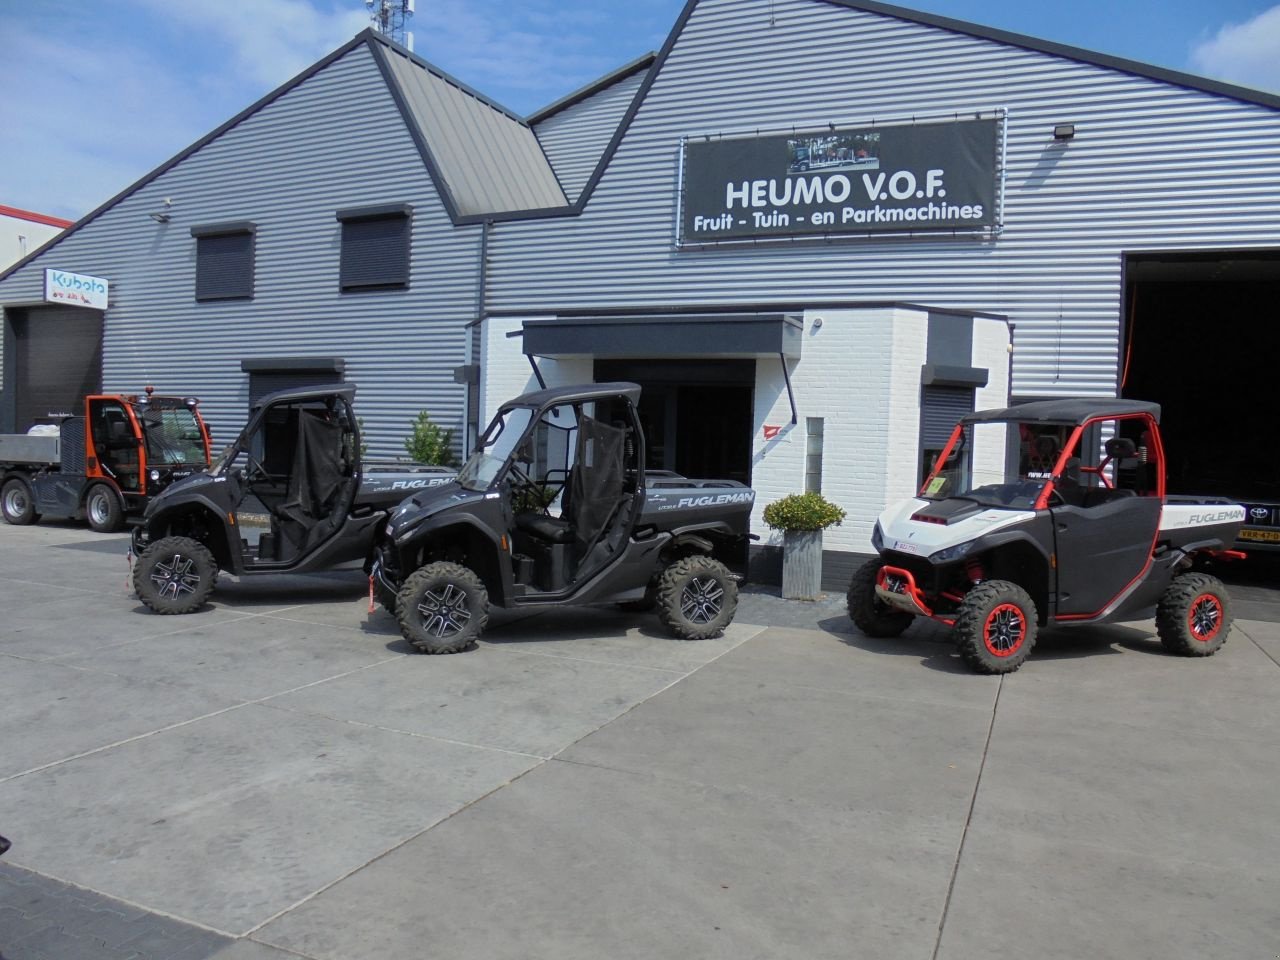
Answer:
1122 251 1280 507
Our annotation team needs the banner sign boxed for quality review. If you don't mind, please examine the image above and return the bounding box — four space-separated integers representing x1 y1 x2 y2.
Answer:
44 268 108 309
680 117 999 243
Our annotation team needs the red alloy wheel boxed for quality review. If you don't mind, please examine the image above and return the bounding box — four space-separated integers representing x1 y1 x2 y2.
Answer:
983 602 1026 657
1187 593 1224 642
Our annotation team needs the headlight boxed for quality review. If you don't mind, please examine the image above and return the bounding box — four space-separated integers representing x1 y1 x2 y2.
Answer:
149 469 161 482
929 541 975 564
870 522 885 552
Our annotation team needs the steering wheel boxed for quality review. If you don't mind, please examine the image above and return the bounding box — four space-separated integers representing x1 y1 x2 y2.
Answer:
242 454 269 484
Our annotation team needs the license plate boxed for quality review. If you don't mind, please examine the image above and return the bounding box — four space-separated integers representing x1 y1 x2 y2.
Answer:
1239 528 1280 543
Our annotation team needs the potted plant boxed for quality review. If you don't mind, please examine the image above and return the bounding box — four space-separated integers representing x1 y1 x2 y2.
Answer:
762 491 846 600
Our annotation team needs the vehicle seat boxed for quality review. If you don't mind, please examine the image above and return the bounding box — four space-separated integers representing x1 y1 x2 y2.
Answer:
1027 434 1059 473
1053 458 1087 507
515 512 575 544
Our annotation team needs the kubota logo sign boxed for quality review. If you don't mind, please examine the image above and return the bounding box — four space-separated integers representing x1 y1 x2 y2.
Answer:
44 269 108 309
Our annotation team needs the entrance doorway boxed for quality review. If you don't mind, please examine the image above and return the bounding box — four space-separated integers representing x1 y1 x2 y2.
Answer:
594 359 754 485
1122 250 1280 504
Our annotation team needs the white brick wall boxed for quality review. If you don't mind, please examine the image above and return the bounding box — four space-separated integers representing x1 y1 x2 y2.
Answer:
750 307 927 554
481 308 1011 556
972 316 1013 482
479 316 592 427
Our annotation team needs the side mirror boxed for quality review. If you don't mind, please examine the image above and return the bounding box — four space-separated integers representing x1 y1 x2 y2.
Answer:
0 834 10 857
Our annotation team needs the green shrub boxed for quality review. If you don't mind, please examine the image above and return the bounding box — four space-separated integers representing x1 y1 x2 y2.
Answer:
762 491 846 531
403 410 459 466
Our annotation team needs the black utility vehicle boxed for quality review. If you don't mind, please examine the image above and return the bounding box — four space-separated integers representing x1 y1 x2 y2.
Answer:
131 385 453 613
371 382 755 653
848 399 1246 673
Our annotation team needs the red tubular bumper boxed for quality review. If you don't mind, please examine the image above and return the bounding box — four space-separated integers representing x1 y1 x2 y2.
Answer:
875 565 935 618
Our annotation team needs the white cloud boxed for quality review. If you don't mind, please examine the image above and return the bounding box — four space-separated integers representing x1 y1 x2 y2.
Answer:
135 0 369 88
1190 5 1280 93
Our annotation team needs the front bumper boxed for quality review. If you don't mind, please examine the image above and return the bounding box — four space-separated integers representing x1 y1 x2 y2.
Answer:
875 565 937 619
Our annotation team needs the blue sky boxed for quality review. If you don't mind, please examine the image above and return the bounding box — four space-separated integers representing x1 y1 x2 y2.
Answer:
2 0 1279 222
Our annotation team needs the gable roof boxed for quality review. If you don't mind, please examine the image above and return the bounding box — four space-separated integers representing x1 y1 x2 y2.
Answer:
0 29 570 285
369 34 567 217
527 53 656 127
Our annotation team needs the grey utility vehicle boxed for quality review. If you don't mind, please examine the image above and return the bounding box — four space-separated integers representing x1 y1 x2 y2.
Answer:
370 381 755 653
131 385 453 613
848 399 1245 673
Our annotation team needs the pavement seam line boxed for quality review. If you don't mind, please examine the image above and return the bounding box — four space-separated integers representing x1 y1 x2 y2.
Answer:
253 699 550 760
1240 624 1280 671
243 761 550 940
38 615 263 661
0 862 239 939
0 702 252 784
545 625 759 763
478 641 693 674
931 672 1003 960
246 627 759 939
0 657 402 783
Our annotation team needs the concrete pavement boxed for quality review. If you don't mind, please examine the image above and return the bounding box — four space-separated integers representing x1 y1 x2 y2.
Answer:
0 520 1277 959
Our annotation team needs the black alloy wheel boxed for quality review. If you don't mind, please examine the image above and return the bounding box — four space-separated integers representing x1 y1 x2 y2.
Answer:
396 562 490 654
656 554 738 641
133 536 219 614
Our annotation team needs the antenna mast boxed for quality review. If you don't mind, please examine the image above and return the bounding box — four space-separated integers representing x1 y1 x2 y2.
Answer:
366 0 415 52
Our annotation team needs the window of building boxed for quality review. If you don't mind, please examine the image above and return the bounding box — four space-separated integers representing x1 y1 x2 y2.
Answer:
805 417 824 493
336 203 412 291
192 222 255 301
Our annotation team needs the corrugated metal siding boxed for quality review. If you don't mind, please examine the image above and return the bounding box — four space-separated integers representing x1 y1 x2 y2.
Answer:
533 69 649 202
380 48 567 216
486 0 1280 398
0 43 478 459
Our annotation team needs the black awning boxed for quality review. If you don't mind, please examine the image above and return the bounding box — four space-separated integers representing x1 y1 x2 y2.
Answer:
520 313 803 360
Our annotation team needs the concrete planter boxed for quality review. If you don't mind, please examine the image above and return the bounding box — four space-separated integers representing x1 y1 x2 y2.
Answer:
781 529 824 599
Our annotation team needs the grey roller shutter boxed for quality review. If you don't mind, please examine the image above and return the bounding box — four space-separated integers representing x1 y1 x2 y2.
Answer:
920 386 974 446
337 205 411 291
12 306 103 430
194 229 255 301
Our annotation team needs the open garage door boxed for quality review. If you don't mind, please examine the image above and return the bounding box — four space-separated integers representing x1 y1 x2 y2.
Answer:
10 306 103 430
1122 250 1280 546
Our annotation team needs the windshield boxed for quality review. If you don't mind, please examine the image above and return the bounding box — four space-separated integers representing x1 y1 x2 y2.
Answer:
456 405 535 492
140 402 207 465
922 420 1071 510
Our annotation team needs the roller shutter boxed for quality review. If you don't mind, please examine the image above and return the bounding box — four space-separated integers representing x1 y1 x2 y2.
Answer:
920 385 974 446
11 306 103 430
